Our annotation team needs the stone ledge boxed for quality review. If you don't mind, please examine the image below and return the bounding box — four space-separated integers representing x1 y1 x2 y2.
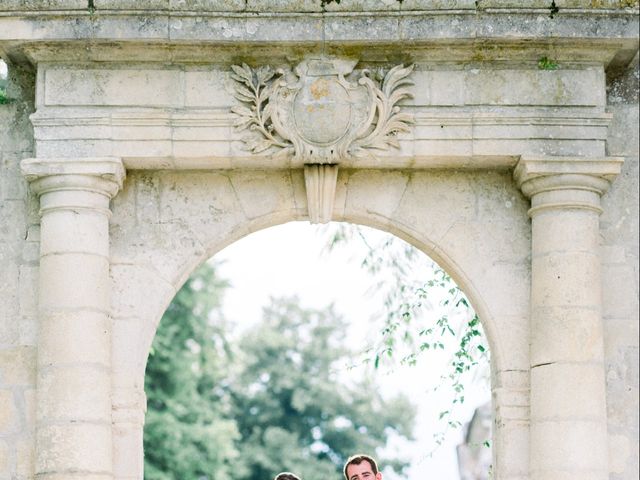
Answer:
0 0 638 12
0 11 637 71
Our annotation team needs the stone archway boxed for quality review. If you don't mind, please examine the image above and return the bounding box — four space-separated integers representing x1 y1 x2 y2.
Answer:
106 167 532 479
1 4 637 480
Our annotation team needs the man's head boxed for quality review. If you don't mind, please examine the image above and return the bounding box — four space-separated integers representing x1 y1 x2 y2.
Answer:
343 455 382 480
274 473 301 480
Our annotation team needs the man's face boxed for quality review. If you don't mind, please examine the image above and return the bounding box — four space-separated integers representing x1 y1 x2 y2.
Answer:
345 461 382 480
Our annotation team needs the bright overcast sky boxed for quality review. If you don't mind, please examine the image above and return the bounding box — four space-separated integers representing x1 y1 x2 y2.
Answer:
214 221 491 480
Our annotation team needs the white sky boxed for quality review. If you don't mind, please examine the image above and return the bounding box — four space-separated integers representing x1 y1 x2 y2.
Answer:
214 221 491 479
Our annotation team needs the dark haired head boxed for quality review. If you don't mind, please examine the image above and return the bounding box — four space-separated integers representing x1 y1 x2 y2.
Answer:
274 473 301 480
343 454 379 480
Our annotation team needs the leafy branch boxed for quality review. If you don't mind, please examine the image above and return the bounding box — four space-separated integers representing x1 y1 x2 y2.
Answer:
323 223 490 455
354 64 415 152
230 63 291 154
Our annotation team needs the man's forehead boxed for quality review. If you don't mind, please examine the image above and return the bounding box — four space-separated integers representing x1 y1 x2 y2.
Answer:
347 461 374 474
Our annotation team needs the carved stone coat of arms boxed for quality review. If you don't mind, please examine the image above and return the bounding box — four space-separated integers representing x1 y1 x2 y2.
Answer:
230 57 414 164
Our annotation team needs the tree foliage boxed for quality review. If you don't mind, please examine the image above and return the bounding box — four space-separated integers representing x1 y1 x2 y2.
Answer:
144 265 239 480
323 223 490 451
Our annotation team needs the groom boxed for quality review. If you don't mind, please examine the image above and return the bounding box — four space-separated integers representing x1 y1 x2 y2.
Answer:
274 473 301 480
343 454 382 480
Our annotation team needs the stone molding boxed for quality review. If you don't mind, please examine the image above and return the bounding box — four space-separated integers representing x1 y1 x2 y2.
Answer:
303 164 339 224
514 155 624 215
21 157 126 212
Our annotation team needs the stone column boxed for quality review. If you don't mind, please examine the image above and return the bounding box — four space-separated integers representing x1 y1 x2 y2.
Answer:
514 156 622 480
21 157 125 480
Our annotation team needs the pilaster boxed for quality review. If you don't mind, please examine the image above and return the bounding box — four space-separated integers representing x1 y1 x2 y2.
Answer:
515 155 623 480
21 157 125 480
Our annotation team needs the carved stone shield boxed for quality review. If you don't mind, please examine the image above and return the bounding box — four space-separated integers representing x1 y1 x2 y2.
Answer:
230 57 414 164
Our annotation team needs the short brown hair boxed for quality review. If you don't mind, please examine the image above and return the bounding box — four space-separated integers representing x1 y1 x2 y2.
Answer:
274 473 301 480
343 454 379 480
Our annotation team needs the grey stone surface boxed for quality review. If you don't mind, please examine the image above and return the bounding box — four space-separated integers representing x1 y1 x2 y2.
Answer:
0 4 637 479
602 51 640 480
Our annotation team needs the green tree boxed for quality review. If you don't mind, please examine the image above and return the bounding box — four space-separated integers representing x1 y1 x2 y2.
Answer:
229 297 416 480
144 263 239 480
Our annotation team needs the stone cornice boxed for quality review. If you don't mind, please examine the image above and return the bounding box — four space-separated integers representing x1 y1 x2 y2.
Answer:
0 9 637 68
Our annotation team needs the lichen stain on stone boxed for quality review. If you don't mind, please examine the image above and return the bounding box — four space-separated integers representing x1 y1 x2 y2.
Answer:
310 78 330 100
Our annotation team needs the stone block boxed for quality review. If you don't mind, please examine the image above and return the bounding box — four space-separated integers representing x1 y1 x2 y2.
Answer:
43 68 184 108
110 263 175 325
324 16 400 42
410 70 466 106
465 68 605 107
602 264 638 319
531 252 601 309
15 437 34 478
555 0 621 7
531 307 604 364
0 440 9 475
492 419 530 476
479 0 550 6
23 388 35 433
0 0 86 10
94 0 170 8
169 16 247 41
609 433 633 474
0 347 36 387
245 16 324 42
228 170 297 222
607 105 640 157
532 209 600 254
323 0 400 12
531 363 607 421
400 14 475 40
0 155 27 201
39 210 109 257
39 254 110 312
34 139 114 159
18 316 38 348
87 15 170 42
184 71 235 108
37 423 112 473
247 0 322 12
37 366 111 422
38 311 110 367
111 319 144 372
489 314 530 370
0 390 18 434
344 170 409 222
169 0 245 10
400 0 476 9
530 420 609 471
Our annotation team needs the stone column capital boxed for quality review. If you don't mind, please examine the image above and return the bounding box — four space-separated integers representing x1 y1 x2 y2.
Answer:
21 156 126 199
514 156 624 216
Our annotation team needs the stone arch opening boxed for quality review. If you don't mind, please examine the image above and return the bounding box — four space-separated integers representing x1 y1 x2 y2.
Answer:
141 217 496 479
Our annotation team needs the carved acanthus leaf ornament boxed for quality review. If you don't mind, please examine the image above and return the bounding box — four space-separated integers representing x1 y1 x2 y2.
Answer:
230 59 414 163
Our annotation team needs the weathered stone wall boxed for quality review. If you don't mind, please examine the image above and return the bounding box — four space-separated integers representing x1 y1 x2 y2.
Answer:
0 3 637 480
603 52 639 480
0 62 37 480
